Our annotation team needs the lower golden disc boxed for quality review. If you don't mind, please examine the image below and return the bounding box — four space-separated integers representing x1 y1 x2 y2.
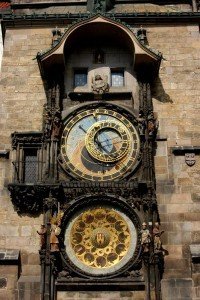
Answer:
69 207 131 270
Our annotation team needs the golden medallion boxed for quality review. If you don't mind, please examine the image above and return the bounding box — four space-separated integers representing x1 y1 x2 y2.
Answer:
69 207 131 269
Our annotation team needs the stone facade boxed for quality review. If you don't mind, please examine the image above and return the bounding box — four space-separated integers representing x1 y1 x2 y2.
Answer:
0 24 3 71
0 2 200 299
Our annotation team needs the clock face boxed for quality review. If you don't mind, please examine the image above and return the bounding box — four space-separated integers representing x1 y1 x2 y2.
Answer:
60 107 140 181
64 205 137 276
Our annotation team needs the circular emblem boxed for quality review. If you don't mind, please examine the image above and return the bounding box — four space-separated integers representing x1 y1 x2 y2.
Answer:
64 206 137 275
91 228 111 248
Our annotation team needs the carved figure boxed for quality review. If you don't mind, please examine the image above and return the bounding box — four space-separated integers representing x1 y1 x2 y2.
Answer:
141 222 151 253
52 116 62 139
50 223 61 252
147 112 159 136
153 222 164 252
94 49 104 64
51 27 62 47
91 74 109 94
43 109 52 139
37 225 47 249
137 112 146 135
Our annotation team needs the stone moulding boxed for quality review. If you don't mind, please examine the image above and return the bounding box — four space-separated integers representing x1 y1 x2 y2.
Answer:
171 146 200 155
7 180 151 215
0 150 10 159
11 131 43 149
1 12 200 24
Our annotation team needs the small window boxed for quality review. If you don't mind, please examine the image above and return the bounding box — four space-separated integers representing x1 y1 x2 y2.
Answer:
74 69 88 87
24 148 38 183
111 70 124 87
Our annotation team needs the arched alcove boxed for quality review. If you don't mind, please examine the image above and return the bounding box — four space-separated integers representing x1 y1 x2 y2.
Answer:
38 14 161 85
63 21 137 96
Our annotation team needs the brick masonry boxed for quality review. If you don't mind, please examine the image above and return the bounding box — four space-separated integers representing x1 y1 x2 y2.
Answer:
0 14 199 300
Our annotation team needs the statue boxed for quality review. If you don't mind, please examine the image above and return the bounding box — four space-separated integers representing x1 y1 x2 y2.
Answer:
91 74 109 94
147 112 159 136
50 222 61 252
153 222 164 253
43 105 53 140
37 224 47 249
52 115 62 140
141 222 151 253
94 49 104 64
50 211 64 252
137 111 146 135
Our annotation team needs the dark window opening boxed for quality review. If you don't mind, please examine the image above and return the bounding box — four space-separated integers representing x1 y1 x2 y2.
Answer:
24 148 38 183
74 69 88 87
111 69 124 87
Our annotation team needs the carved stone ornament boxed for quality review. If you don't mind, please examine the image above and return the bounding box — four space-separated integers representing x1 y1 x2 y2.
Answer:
185 153 195 166
8 184 62 215
11 132 43 149
91 74 109 94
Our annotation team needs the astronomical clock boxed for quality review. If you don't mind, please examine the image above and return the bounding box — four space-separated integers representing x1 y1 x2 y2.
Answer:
57 103 143 285
8 14 163 299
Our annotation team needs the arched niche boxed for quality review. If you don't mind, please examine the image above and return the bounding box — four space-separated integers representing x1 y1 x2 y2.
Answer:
37 14 161 101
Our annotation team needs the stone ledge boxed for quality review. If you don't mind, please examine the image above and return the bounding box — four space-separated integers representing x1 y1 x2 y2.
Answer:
0 249 20 264
171 146 200 155
190 245 200 258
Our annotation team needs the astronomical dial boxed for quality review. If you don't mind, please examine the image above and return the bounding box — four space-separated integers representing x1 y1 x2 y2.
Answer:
60 107 140 181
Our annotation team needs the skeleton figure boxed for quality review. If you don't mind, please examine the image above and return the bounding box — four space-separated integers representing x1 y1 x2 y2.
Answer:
37 225 47 249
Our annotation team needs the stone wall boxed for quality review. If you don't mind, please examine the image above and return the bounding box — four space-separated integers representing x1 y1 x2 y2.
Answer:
0 28 52 280
0 22 199 299
0 23 3 71
148 24 200 299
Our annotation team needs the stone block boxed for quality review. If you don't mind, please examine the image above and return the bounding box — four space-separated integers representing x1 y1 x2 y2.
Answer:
165 258 189 270
27 253 40 265
21 226 32 237
21 265 40 276
167 204 189 214
192 274 200 287
175 278 193 287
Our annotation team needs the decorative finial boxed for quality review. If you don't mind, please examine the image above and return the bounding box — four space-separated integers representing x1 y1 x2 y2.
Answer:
136 26 148 45
51 27 62 47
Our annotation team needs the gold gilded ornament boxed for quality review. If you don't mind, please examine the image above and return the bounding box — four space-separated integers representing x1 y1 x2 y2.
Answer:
85 120 131 163
70 207 131 269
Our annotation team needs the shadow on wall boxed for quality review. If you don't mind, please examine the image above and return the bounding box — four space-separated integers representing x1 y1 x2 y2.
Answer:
151 77 173 103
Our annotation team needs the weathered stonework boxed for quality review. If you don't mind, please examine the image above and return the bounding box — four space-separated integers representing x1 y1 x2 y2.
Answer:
0 4 199 299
